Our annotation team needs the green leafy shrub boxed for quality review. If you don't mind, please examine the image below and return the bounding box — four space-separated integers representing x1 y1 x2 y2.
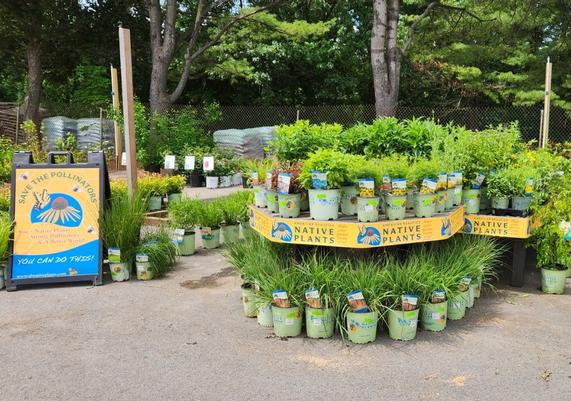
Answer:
0 211 12 262
197 200 224 228
486 170 514 199
299 149 351 190
270 120 342 161
168 198 201 231
0 185 10 211
138 230 178 278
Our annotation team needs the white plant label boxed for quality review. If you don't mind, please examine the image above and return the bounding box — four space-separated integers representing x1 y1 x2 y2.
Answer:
184 155 195 170
432 312 443 320
203 156 214 172
285 318 295 326
174 228 185 244
164 155 176 170
136 253 149 263
121 152 127 166
311 318 322 326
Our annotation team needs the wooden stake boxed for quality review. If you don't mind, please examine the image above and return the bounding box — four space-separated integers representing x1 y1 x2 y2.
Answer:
110 65 123 168
118 28 137 197
541 57 552 148
15 104 19 145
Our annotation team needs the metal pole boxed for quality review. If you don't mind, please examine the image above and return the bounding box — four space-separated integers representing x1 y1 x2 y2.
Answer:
119 28 138 198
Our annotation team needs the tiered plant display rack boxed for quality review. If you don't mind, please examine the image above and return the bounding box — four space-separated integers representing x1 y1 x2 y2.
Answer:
249 205 533 287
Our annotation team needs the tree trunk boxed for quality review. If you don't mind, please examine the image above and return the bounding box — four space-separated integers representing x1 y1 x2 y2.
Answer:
149 55 171 115
371 0 402 117
23 39 42 130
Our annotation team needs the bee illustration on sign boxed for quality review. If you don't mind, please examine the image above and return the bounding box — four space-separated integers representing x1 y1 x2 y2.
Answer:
440 218 452 236
271 222 292 241
30 192 83 227
357 225 381 246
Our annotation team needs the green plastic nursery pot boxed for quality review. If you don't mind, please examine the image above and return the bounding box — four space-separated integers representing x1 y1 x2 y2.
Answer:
241 287 258 317
167 192 182 204
346 311 378 344
148 195 162 211
462 189 481 214
266 190 279 213
340 185 359 216
387 309 419 341
305 307 335 339
467 286 475 308
201 227 221 249
406 188 415 210
308 189 341 221
278 193 301 218
421 302 447 332
414 192 436 218
491 197 509 209
272 306 302 337
453 187 462 206
541 268 567 294
221 224 240 244
385 194 406 221
109 262 130 282
447 292 468 320
253 186 268 208
357 196 380 222
178 232 196 256
257 304 273 327
480 187 491 211
512 195 532 213
136 261 154 281
435 191 446 213
445 188 455 210
300 191 309 212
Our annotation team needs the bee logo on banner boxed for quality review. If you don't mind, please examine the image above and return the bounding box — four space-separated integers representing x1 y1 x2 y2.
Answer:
8 152 106 290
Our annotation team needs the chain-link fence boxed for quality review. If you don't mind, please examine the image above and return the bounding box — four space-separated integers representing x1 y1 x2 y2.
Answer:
188 104 571 144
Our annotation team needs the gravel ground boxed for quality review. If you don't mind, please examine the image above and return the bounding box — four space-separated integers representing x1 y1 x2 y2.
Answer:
0 250 570 401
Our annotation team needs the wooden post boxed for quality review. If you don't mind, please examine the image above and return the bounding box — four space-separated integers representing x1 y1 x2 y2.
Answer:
541 57 552 148
119 28 137 198
15 104 20 145
110 65 122 168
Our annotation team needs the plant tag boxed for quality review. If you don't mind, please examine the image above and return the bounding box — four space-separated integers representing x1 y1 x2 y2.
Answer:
347 289 369 313
447 173 456 189
305 288 322 308
108 247 121 263
559 221 571 241
164 154 176 170
311 171 328 190
184 155 195 170
431 290 446 303
251 170 258 185
121 152 127 166
173 228 185 244
285 318 295 326
454 186 462 194
203 156 214 172
432 312 444 320
391 178 406 195
135 253 149 263
201 227 212 240
277 173 292 195
402 294 418 311
265 175 273 191
472 173 486 189
359 178 375 197
524 178 534 197
272 289 290 308
421 178 437 193
454 171 463 186
437 173 448 191
311 318 322 326
459 276 472 291
382 175 391 192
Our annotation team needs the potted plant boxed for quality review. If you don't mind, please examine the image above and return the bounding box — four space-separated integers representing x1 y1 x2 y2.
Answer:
266 166 279 213
447 277 471 320
136 230 178 280
506 166 536 214
166 175 185 204
205 160 221 189
298 253 339 339
168 198 200 256
276 161 303 218
410 159 439 218
383 156 409 219
486 169 513 210
535 221 569 294
299 149 351 221
462 172 485 214
181 145 210 187
0 212 11 289
220 193 245 244
248 159 271 208
198 200 224 249
139 174 167 211
342 156 370 216
100 193 147 282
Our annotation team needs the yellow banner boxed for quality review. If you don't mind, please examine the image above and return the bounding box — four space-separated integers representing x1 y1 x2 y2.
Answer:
462 214 531 238
249 206 465 248
12 167 101 279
